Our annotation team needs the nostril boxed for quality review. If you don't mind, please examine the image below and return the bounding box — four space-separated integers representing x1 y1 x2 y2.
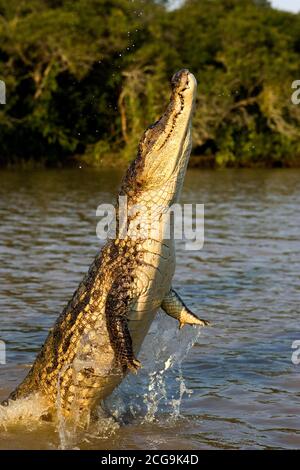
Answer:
171 69 190 90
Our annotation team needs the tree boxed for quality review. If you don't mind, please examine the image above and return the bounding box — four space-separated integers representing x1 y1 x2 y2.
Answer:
0 0 299 167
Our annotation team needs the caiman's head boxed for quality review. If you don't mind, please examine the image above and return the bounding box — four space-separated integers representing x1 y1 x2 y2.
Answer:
121 69 197 204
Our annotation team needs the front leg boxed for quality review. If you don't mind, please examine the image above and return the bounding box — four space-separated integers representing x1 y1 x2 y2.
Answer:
105 278 141 374
161 288 210 329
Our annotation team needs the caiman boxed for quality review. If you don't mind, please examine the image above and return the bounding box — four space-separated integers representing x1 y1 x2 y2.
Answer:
2 69 209 423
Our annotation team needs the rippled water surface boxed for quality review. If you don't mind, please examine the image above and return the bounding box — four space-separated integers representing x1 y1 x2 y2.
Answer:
0 168 299 449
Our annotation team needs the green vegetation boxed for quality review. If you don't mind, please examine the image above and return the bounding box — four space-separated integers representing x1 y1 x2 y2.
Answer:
0 0 299 168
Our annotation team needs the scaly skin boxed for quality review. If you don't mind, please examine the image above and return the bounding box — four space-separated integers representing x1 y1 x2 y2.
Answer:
2 69 209 422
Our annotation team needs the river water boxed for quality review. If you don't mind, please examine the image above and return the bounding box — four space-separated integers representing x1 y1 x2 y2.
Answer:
0 168 299 449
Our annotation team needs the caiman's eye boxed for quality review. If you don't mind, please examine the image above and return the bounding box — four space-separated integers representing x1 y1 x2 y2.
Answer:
148 120 160 130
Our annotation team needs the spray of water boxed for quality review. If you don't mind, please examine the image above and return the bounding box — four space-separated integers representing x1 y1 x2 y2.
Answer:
142 313 200 424
105 310 201 424
0 393 48 431
55 363 74 450
0 311 201 448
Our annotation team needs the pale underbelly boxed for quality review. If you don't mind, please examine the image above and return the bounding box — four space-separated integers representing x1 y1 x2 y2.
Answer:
129 242 176 354
47 240 176 415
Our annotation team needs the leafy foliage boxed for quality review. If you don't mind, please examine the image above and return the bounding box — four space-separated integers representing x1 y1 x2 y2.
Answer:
0 0 299 167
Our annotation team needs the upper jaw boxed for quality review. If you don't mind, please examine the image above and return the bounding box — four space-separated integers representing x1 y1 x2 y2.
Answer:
139 70 196 187
171 68 192 94
122 70 197 194
171 69 197 102
142 69 197 154
155 69 197 151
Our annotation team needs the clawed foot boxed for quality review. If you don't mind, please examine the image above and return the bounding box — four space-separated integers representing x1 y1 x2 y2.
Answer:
199 318 211 327
121 357 141 374
127 358 141 374
179 318 211 329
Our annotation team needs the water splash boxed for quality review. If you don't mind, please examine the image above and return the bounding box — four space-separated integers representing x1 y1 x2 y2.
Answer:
0 312 201 447
55 360 119 449
56 413 119 450
0 393 48 431
106 311 201 424
170 368 193 422
55 363 75 450
142 313 200 423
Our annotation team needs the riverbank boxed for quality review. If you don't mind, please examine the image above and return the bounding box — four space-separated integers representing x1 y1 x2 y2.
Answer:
1 152 300 170
0 1 299 171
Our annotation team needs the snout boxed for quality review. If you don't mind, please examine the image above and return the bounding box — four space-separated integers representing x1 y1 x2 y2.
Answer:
171 69 197 97
172 69 190 90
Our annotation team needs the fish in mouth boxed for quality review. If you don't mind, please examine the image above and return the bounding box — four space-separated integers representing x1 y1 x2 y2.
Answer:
2 69 209 423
